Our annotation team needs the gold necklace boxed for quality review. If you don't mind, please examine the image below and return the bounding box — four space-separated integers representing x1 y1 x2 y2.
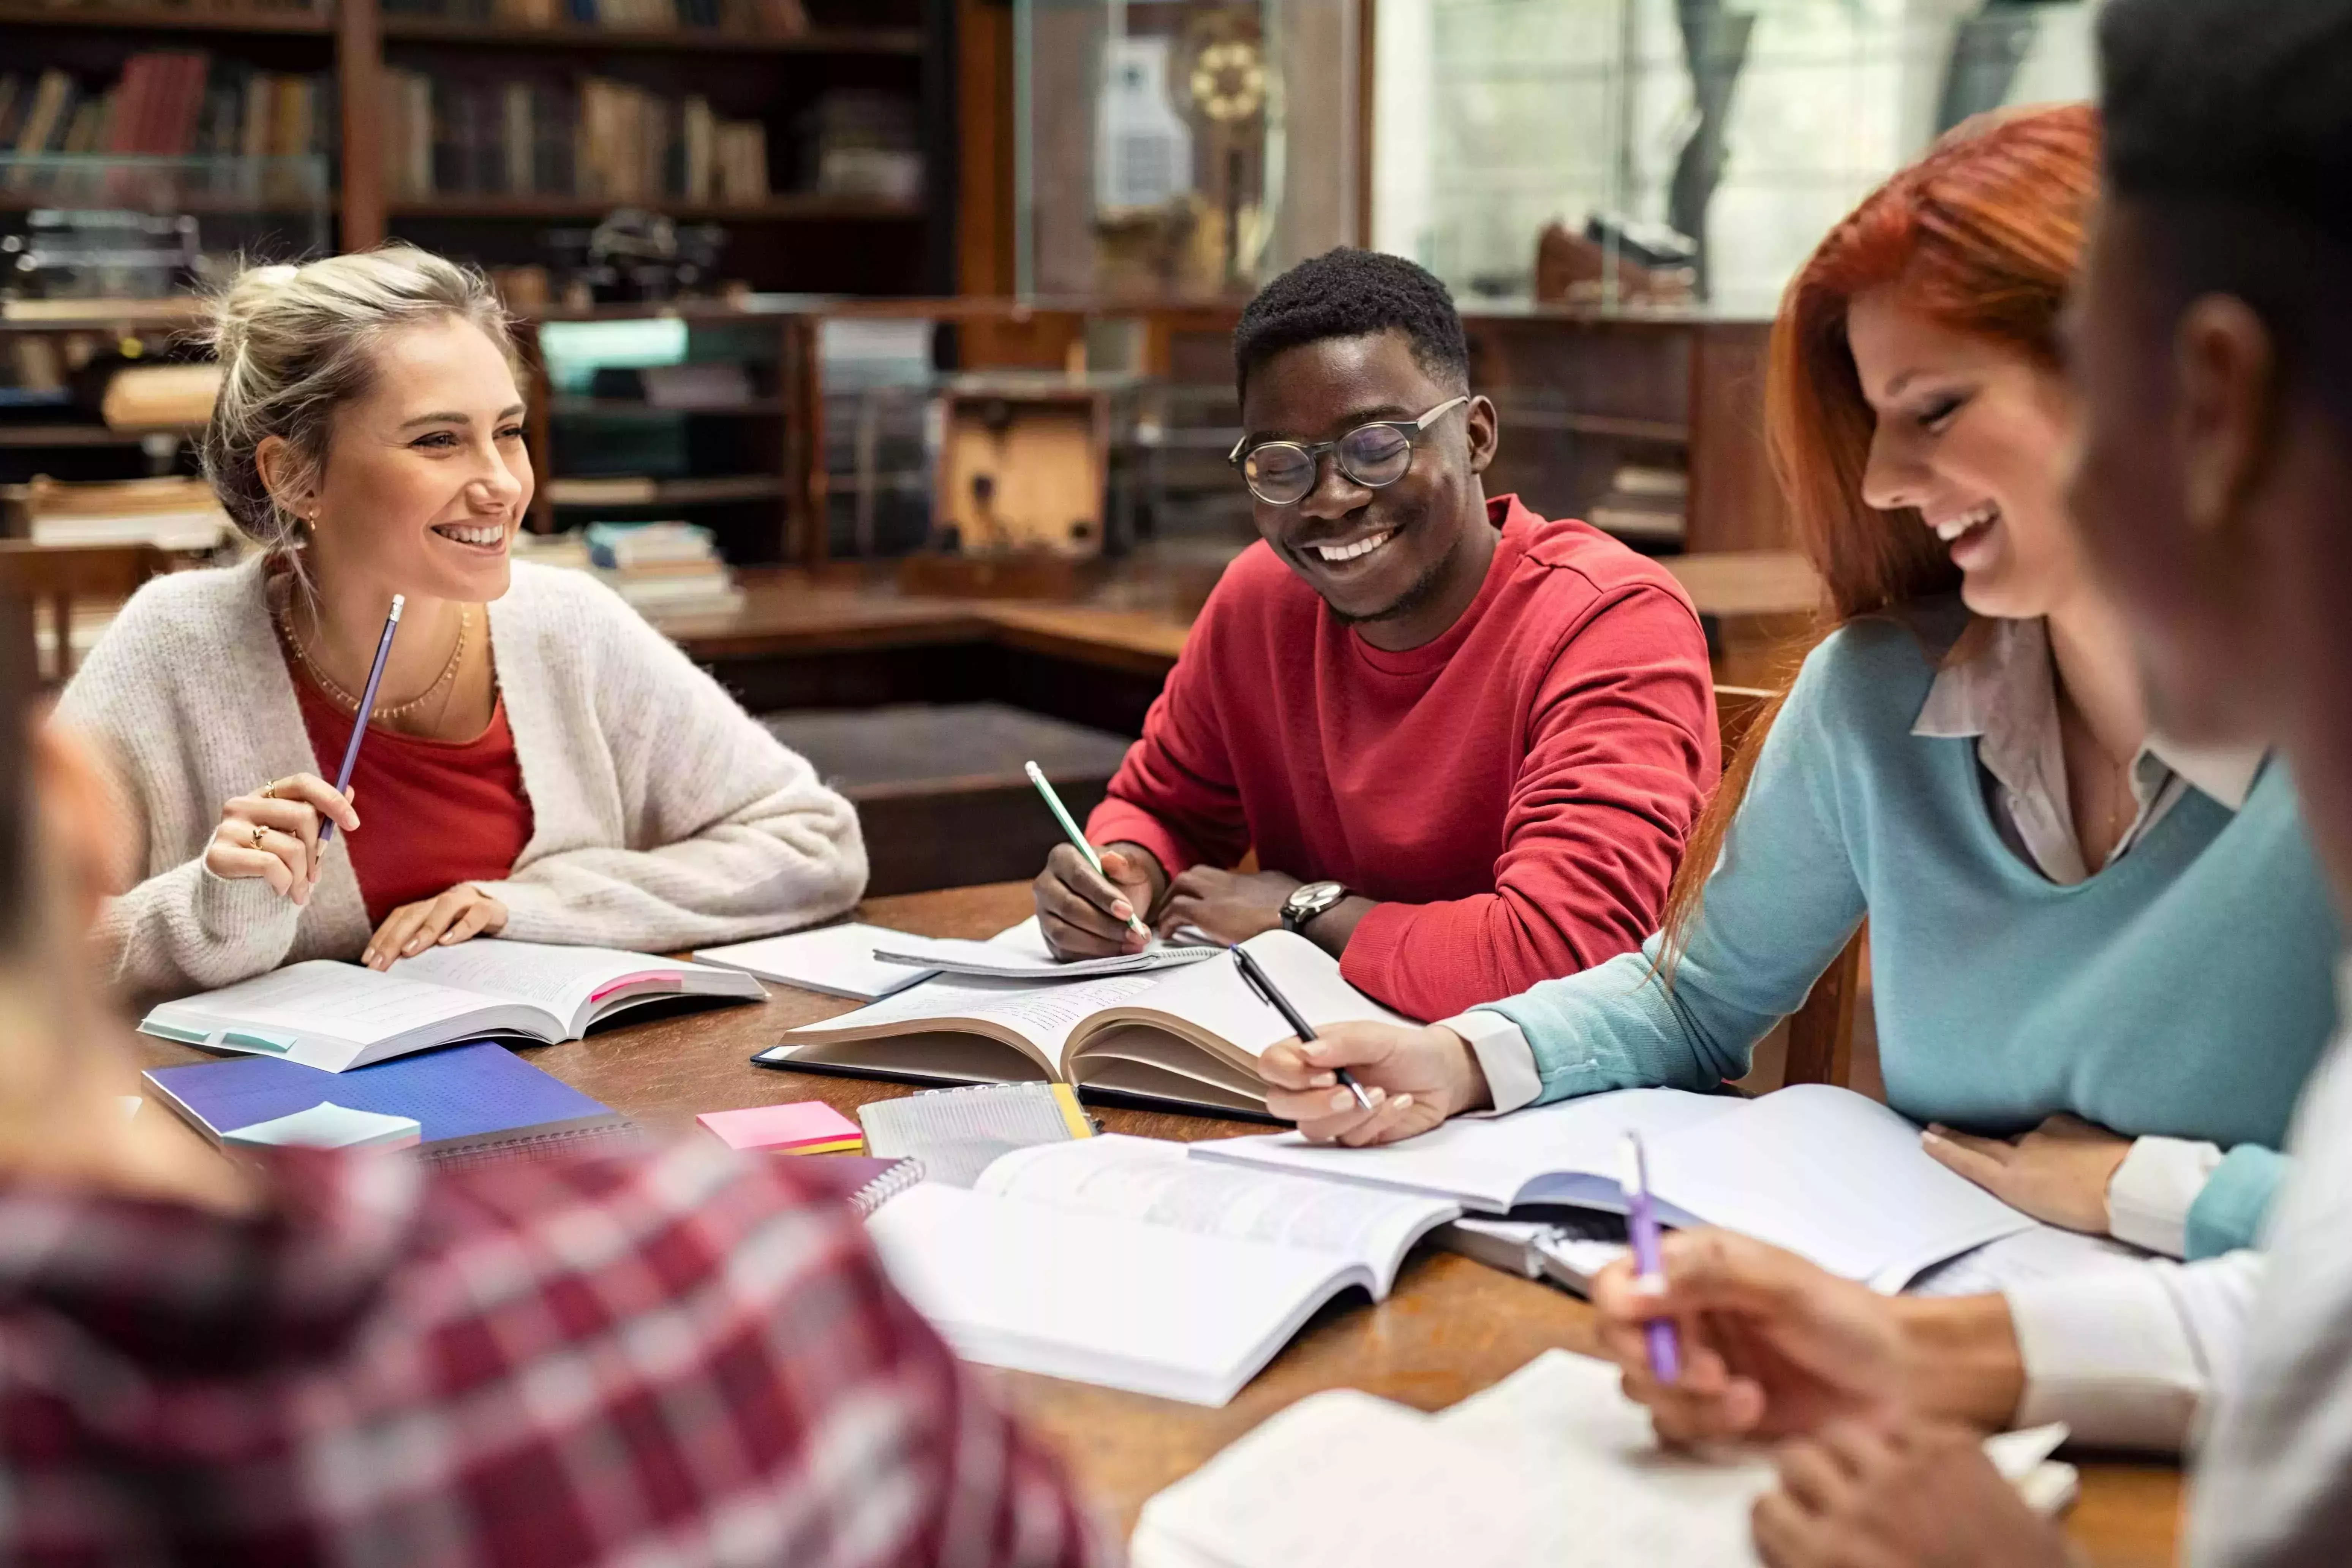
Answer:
275 585 469 723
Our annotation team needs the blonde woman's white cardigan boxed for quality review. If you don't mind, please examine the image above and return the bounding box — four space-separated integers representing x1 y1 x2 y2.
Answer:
55 555 866 1000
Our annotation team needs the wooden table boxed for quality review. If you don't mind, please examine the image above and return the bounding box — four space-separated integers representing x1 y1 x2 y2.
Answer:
130 882 2182 1562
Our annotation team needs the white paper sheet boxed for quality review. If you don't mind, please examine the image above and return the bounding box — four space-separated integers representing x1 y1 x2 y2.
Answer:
695 922 941 1001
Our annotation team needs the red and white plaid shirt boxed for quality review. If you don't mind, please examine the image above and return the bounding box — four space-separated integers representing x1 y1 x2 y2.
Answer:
0 1141 1108 1566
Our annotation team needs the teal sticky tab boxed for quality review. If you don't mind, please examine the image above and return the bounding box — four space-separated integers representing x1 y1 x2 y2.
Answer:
222 1030 297 1056
140 1021 211 1045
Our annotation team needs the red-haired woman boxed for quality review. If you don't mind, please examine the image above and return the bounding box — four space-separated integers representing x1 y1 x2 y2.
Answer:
1257 105 2338 1272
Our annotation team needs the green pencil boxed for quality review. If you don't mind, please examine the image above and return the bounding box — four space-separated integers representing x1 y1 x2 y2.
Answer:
1026 760 1151 939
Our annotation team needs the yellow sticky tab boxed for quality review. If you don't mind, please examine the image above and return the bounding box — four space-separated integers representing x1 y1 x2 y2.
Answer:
1051 1082 1094 1139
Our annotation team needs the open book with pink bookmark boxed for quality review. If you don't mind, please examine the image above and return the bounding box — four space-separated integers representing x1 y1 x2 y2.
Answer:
138 940 763 1072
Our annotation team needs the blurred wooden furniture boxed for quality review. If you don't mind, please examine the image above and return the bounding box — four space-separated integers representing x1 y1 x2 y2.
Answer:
124 878 2182 1563
657 552 1816 727
1716 681 1865 1089
933 384 1112 556
760 701 1133 895
651 570 1191 734
1665 549 1819 618
0 540 168 681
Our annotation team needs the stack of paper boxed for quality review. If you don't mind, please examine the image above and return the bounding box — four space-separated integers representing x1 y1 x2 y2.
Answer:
696 1101 864 1155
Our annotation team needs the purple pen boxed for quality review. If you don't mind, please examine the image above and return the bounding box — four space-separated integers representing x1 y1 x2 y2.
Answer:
1621 1131 1683 1384
319 594 403 846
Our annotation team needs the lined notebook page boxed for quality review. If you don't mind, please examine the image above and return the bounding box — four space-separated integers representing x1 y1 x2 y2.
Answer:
858 1083 1091 1187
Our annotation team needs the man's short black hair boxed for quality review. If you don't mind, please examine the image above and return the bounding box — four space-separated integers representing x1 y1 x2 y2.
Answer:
2100 0 2352 239
1232 248 1469 400
2099 0 2352 413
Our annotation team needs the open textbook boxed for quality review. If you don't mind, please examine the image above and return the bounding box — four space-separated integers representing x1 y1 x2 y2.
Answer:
1194 1084 2037 1290
864 1133 1459 1405
757 930 1407 1116
138 941 763 1073
1131 1350 2077 1568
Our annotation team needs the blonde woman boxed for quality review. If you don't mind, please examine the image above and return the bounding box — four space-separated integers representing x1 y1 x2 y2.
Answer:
56 247 864 1000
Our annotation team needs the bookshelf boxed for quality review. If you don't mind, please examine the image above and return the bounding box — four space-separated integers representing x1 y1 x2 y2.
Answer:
0 0 959 290
1 0 956 549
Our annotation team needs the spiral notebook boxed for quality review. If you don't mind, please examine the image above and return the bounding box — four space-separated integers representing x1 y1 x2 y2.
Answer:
143 1042 636 1168
791 1154 929 1218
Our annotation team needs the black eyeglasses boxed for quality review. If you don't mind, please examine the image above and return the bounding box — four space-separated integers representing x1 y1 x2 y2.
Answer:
1227 395 1471 507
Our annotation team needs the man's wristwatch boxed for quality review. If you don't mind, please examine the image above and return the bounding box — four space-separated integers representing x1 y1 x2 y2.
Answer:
1281 880 1349 934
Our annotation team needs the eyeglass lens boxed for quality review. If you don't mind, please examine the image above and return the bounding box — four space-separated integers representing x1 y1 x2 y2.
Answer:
1244 423 1417 505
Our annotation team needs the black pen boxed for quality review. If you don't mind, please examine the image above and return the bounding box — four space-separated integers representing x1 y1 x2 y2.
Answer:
1232 945 1375 1111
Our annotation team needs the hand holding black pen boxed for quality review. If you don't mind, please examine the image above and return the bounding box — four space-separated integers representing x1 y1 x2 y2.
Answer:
1232 945 1375 1111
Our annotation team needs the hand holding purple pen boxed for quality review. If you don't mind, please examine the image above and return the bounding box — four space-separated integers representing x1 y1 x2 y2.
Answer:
1622 1131 1683 1384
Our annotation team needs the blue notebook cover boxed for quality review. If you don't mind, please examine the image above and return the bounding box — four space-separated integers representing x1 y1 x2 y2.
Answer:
144 1042 631 1165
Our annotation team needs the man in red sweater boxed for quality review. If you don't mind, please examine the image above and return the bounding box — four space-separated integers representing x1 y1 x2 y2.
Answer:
1033 248 1718 1021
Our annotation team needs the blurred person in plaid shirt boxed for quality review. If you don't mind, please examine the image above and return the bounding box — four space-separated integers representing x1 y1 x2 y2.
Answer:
0 595 1106 1565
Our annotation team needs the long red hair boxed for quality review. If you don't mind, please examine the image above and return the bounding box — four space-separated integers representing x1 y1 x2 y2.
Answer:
1660 103 2100 966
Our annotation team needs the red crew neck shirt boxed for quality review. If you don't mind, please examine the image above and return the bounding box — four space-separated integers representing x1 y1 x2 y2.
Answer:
290 667 536 928
1086 495 1719 1021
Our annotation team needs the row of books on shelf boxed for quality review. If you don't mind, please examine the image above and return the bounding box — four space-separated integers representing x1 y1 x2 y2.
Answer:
516 520 743 616
381 0 807 33
0 59 332 193
381 71 767 205
5 476 233 552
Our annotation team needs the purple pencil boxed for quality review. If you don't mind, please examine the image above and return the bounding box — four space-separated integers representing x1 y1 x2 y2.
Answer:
1622 1131 1683 1384
319 594 403 846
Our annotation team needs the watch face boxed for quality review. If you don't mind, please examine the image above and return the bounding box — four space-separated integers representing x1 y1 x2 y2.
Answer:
1288 880 1346 915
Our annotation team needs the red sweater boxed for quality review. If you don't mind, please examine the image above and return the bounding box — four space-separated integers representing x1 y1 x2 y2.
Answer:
292 670 536 928
1087 495 1718 1021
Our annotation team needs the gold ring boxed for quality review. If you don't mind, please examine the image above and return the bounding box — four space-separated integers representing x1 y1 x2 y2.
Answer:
249 824 268 850
260 779 280 800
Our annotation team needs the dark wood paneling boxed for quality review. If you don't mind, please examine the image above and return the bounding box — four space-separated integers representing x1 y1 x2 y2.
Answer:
703 638 993 714
335 0 384 249
954 0 1012 296
702 636 1165 740
1687 321 1790 553
851 773 1111 895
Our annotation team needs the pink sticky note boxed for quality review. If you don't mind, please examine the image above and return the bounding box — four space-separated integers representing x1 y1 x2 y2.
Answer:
696 1102 863 1154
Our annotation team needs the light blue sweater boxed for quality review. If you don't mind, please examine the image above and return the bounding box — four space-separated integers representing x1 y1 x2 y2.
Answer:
1478 604 2341 1258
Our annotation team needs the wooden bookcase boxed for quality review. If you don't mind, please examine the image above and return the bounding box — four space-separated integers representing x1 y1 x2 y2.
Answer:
0 0 959 292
